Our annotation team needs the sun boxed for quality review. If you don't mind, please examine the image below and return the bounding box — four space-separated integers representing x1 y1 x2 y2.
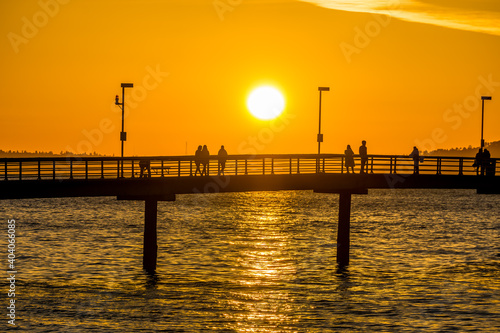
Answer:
246 86 285 120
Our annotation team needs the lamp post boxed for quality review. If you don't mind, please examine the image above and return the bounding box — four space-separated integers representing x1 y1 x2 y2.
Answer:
317 87 330 154
115 83 133 177
481 96 492 149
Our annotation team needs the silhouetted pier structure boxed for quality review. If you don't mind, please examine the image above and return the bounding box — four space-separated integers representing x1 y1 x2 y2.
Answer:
1 154 499 272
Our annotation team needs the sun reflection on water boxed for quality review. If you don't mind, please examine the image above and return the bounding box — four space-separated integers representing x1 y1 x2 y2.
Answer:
223 196 300 332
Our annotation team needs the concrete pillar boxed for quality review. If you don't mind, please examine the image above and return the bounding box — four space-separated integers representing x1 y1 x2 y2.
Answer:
143 199 158 273
337 192 351 267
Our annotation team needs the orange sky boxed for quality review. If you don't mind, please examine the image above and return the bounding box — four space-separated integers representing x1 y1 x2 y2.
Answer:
1 0 499 156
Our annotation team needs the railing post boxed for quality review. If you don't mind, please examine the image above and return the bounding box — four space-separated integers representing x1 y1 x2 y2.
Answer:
53 160 56 180
117 161 120 178
85 160 89 180
38 160 41 180
263 158 266 175
322 158 325 173
289 158 292 175
245 159 248 175
4 161 7 181
190 160 193 176
271 158 274 174
389 157 393 174
297 158 300 174
370 157 374 174
69 160 73 179
394 157 397 174
458 158 463 176
341 157 344 174
101 160 104 179
437 157 441 175
235 160 238 176
132 160 135 178
19 161 22 181
178 160 181 177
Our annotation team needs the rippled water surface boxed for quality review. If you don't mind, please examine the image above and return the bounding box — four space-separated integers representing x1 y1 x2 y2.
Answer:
1 189 499 332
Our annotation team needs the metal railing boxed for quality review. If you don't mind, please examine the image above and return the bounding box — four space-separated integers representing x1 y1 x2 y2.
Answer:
0 154 497 181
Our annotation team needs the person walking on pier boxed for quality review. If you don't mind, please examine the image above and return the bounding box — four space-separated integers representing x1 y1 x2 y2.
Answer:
218 145 228 175
410 146 420 174
345 145 355 173
359 140 368 174
194 145 202 176
201 145 210 176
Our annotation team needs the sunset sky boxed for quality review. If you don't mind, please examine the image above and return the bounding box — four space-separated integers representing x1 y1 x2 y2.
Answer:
1 0 499 156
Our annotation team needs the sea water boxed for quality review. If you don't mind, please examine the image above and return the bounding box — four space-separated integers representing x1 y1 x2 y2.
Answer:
1 189 499 332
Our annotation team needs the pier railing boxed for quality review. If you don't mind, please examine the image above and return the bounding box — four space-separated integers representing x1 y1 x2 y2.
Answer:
0 154 497 181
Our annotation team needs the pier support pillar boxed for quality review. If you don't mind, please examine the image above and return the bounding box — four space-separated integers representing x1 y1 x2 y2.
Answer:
314 188 366 268
118 193 175 273
118 194 175 273
337 192 351 267
143 199 158 273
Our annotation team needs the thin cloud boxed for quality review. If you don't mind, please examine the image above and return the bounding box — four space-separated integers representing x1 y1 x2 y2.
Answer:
300 0 500 36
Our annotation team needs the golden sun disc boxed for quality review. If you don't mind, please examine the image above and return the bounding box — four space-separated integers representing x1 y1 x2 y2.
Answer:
246 86 285 120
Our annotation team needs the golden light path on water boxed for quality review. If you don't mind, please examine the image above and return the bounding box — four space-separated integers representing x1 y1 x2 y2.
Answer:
300 0 500 36
223 202 298 331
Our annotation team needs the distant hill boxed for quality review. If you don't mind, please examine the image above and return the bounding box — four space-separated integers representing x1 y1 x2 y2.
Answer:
424 140 500 158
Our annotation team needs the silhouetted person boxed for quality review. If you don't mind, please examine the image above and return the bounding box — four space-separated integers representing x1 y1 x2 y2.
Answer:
410 146 420 174
194 145 202 176
218 145 228 175
139 159 151 178
359 140 368 174
482 149 491 176
345 145 355 173
201 145 210 176
473 148 483 175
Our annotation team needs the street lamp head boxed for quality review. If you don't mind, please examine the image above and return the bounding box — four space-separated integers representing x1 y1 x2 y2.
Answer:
121 83 134 88
482 96 492 100
318 87 330 91
115 95 120 105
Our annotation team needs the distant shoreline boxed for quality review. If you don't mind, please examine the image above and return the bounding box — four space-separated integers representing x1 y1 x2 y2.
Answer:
0 151 108 158
1 140 498 158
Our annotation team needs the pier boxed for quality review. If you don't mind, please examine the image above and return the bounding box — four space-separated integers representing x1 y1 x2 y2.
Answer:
1 154 499 272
